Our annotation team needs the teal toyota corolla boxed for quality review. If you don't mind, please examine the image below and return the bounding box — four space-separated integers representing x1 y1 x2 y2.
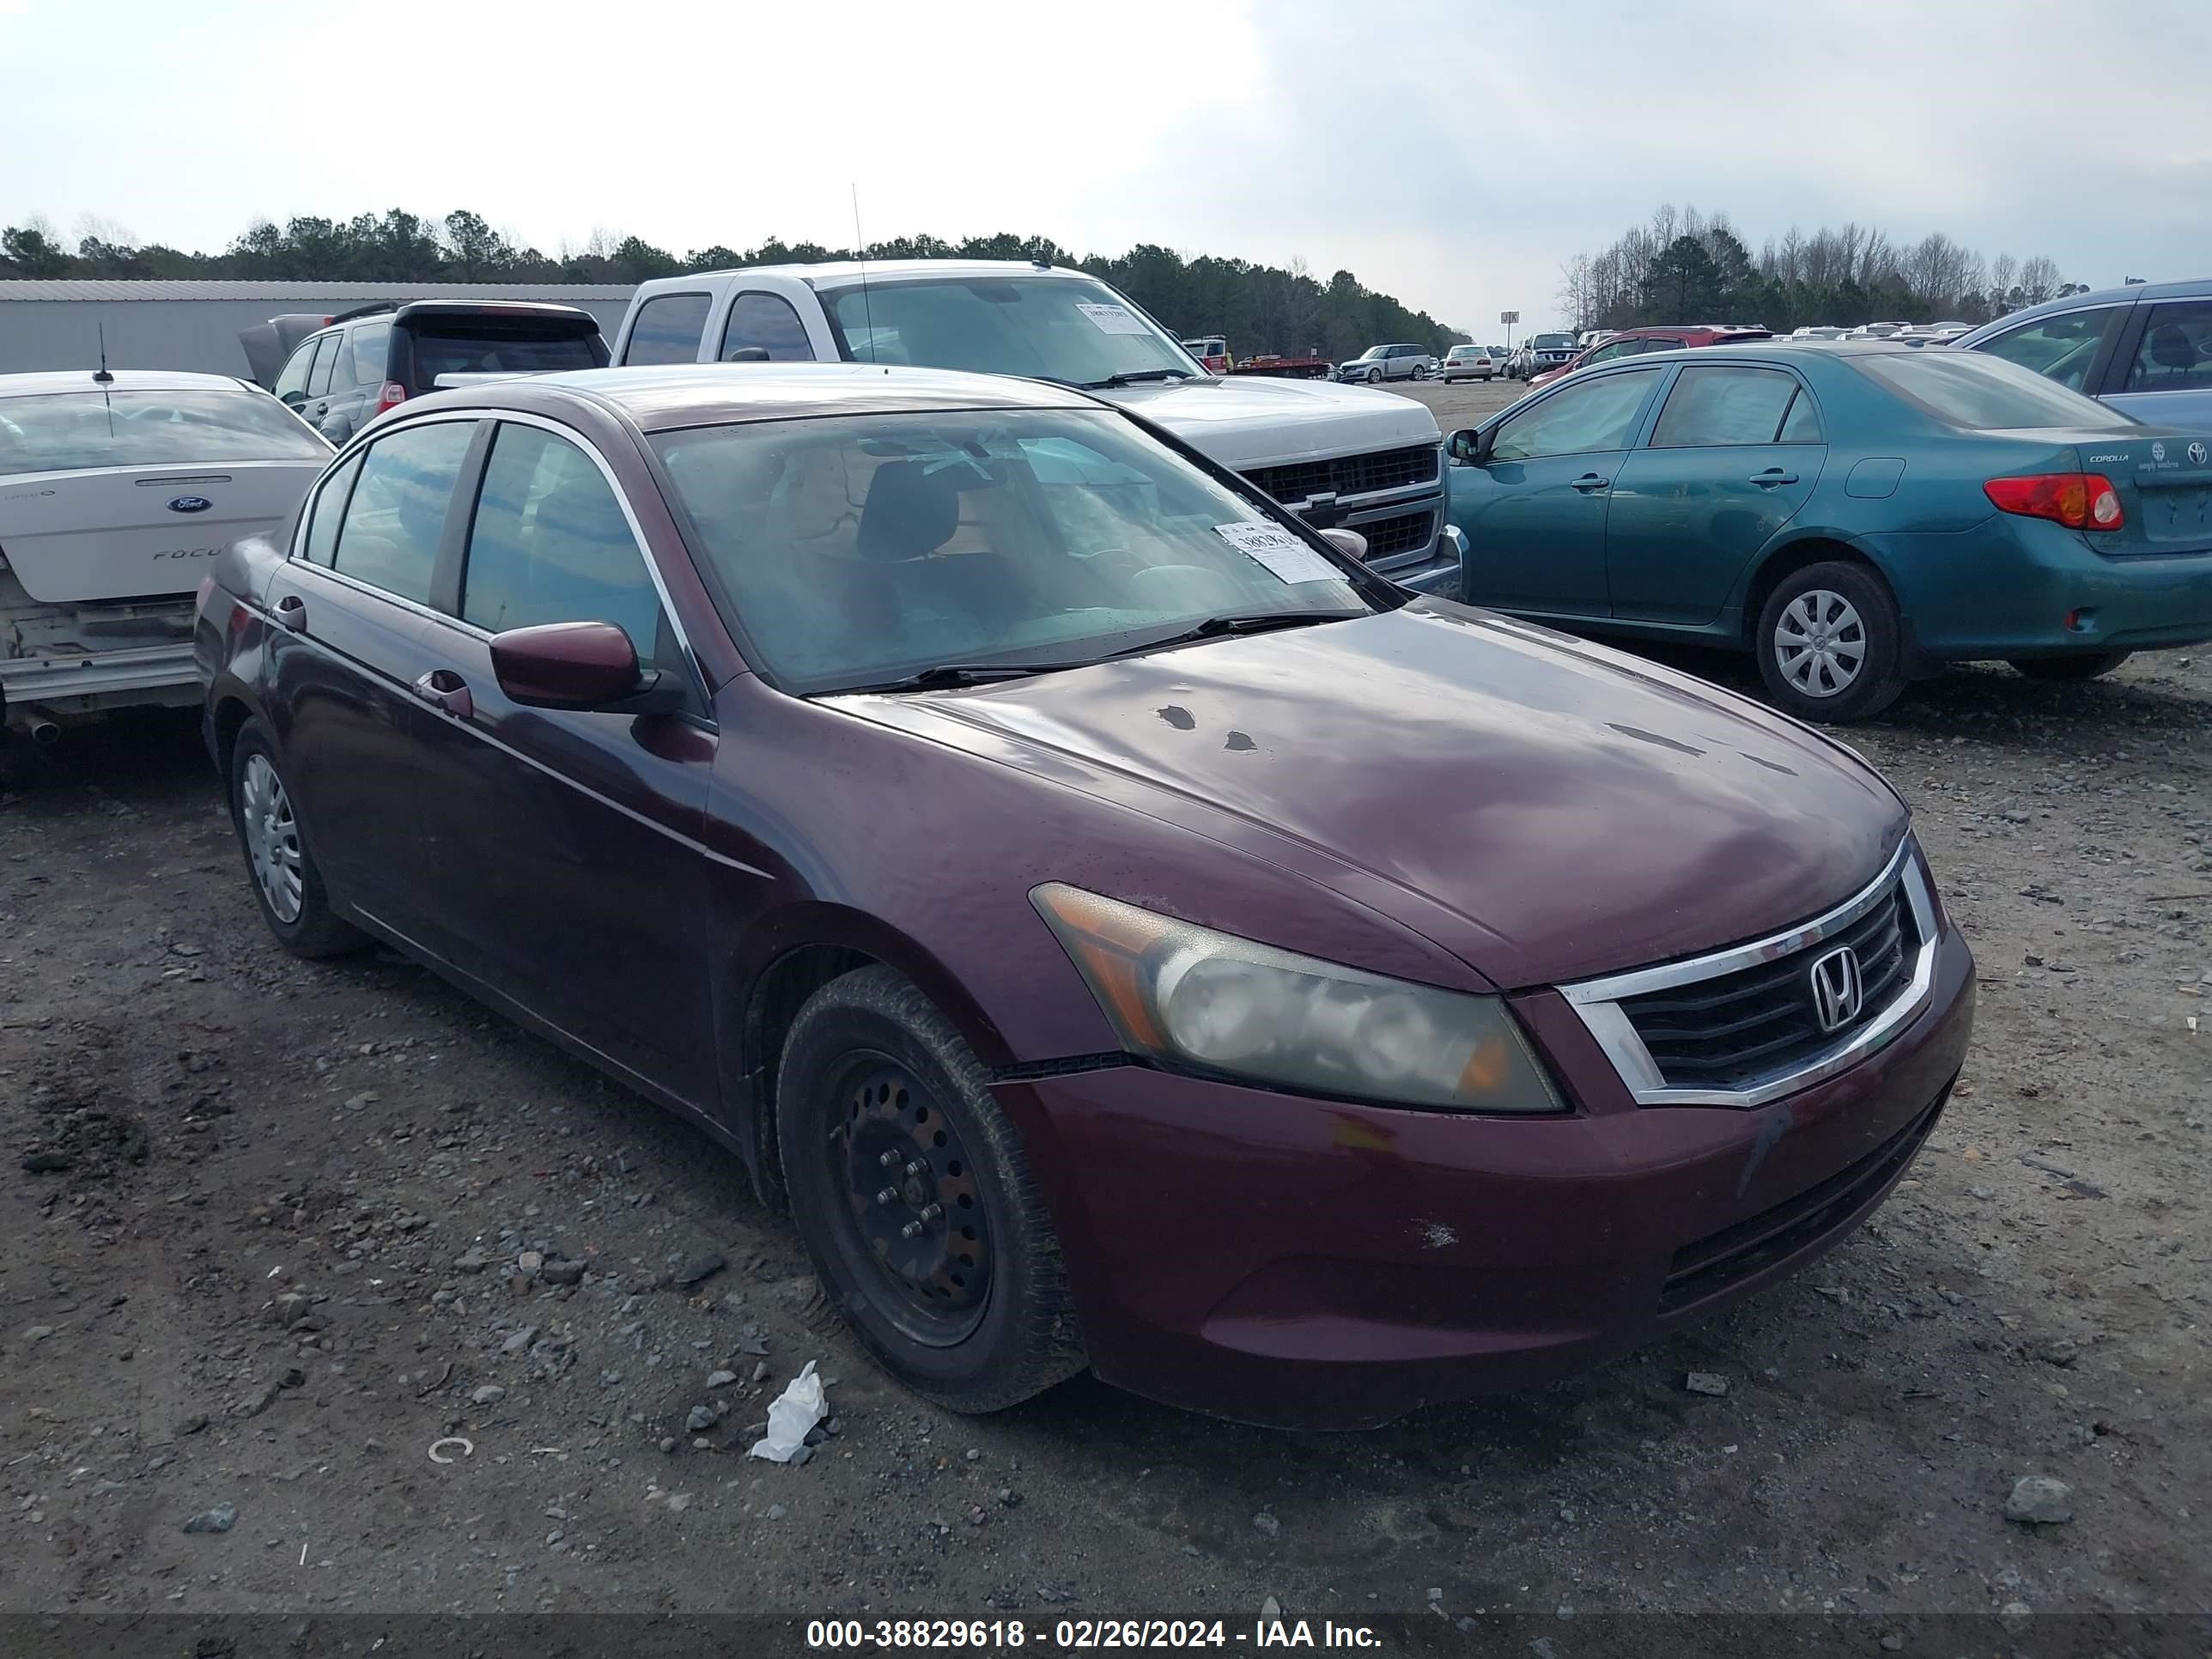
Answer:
1440 341 2212 720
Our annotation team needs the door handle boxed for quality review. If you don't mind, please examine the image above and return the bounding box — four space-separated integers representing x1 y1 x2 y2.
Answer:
1751 469 1800 487
273 593 307 632
1571 473 1611 492
412 669 474 720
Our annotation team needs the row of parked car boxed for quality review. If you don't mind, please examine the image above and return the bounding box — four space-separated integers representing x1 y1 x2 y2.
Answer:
4 259 2207 1426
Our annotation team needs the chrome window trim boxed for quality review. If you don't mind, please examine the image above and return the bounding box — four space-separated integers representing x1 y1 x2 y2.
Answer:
291 406 706 692
1559 838 1938 1109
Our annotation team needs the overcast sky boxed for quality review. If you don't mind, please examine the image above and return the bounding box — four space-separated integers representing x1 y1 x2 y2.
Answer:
3 0 2208 333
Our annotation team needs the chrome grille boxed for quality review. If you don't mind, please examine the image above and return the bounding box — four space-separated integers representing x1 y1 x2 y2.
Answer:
1559 840 1940 1109
1619 878 1915 1092
1244 444 1439 506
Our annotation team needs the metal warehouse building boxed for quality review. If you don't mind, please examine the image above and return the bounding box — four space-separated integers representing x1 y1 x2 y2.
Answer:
0 281 635 380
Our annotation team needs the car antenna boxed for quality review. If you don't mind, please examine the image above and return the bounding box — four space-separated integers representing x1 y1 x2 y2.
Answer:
94 321 116 434
851 183 878 367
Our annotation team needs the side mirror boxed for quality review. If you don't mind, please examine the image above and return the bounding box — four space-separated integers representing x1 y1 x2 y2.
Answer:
280 391 307 409
1318 527 1368 562
725 346 771 363
1448 428 1489 465
490 620 672 713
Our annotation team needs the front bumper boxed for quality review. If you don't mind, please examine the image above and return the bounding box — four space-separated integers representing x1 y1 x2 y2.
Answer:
0 641 202 723
997 923 1973 1428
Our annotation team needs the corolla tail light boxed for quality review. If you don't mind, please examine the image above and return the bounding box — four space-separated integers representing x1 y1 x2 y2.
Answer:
1984 473 2124 532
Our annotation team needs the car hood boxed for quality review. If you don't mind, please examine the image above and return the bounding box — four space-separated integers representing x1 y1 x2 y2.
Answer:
829 603 1907 989
1096 376 1439 471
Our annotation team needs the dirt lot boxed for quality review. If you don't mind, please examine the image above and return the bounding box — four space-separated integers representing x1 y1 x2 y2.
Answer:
3 545 2209 1650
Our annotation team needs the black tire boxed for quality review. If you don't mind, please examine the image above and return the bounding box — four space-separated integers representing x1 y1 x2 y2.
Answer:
2010 651 2131 682
1753 560 1907 723
777 966 1085 1413
227 720 368 958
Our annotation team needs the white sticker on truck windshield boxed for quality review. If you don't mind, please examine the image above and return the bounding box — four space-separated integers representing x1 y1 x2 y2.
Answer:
1075 302 1152 337
1213 520 1342 584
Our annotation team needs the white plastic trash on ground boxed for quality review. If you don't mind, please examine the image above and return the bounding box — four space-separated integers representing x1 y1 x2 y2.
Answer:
749 1360 827 1462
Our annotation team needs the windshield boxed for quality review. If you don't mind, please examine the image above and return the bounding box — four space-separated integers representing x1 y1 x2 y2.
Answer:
650 408 1376 696
1851 349 2136 431
1533 334 1574 350
0 388 328 477
818 276 1198 388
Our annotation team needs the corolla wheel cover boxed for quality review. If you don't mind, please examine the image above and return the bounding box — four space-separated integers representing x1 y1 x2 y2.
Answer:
836 1060 990 1343
1773 589 1867 698
240 754 305 923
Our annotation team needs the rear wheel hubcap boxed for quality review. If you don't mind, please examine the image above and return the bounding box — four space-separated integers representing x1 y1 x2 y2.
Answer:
239 753 304 923
834 1061 990 1343
1774 589 1867 698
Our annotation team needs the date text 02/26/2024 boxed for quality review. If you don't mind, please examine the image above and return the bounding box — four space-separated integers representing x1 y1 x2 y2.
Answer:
805 1619 1385 1649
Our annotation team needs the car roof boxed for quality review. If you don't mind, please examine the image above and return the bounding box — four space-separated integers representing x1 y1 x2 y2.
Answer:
1958 277 2212 341
0 368 255 396
640 258 1091 295
441 362 1103 432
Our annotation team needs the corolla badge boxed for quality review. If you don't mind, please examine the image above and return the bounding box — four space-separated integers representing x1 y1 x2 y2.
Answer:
167 495 213 514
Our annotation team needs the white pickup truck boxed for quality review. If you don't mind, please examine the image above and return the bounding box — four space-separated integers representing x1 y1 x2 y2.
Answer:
612 260 1461 594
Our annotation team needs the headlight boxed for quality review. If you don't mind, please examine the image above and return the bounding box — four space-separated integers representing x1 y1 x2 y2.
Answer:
1031 884 1565 1114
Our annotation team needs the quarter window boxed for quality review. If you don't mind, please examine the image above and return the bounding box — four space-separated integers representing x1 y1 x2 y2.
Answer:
623 293 711 366
301 453 363 567
349 322 392 387
1489 368 1662 461
461 423 669 659
1977 307 2122 392
1650 366 1803 447
331 420 477 605
2121 301 2212 394
1778 389 1824 443
720 292 815 362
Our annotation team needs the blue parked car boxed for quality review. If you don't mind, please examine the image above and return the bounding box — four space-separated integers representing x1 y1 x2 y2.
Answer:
1441 342 2212 721
1952 278 2212 428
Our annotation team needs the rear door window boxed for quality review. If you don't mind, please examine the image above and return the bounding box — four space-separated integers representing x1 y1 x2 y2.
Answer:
1489 368 1663 461
1976 307 2124 392
307 336 341 398
623 293 712 366
460 423 670 659
2119 301 2212 395
1650 366 1803 447
720 292 816 362
331 420 477 605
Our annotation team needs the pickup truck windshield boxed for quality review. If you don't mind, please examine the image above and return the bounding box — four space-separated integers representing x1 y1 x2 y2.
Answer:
0 390 327 477
819 276 1199 388
651 407 1375 696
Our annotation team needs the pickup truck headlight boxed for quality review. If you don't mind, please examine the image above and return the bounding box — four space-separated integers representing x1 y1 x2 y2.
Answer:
1031 884 1564 1113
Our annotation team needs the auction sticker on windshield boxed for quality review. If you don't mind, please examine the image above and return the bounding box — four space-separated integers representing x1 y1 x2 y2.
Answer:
1075 302 1152 336
1214 520 1342 584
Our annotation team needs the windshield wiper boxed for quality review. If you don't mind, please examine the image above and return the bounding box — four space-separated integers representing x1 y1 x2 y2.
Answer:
836 660 1093 694
1081 368 1194 389
1107 611 1355 659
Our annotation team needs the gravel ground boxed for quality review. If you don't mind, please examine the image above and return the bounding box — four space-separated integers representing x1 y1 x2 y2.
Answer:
2 557 2208 1652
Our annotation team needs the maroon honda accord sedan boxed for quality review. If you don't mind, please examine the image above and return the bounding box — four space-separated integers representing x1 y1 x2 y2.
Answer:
196 363 1974 1428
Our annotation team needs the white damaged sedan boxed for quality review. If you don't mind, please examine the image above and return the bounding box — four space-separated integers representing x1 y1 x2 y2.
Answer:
0 369 329 744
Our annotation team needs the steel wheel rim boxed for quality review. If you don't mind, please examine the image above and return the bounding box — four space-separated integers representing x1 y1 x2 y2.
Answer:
830 1057 991 1346
240 753 305 923
1773 589 1867 698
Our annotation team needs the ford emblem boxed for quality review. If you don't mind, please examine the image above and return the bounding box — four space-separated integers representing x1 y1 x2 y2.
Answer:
168 495 213 514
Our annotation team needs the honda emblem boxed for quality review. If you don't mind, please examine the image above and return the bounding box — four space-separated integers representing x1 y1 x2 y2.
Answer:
1808 945 1863 1034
